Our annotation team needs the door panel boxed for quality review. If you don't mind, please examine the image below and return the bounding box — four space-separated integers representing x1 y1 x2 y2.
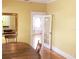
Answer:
43 15 52 49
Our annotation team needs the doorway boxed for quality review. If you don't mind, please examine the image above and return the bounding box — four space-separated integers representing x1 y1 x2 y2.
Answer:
31 12 52 50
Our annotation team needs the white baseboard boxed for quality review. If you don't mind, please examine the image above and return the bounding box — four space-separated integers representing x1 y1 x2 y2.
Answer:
52 47 76 59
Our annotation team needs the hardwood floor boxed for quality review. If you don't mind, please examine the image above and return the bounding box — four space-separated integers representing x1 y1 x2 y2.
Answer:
3 42 40 59
3 42 66 59
40 47 66 59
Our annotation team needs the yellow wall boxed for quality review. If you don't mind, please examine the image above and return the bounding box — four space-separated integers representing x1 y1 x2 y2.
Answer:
2 0 46 44
47 0 76 57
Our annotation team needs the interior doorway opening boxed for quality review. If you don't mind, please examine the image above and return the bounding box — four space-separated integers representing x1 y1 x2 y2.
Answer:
31 12 52 50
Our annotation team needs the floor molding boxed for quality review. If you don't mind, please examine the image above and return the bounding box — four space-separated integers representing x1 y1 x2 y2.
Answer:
52 47 75 59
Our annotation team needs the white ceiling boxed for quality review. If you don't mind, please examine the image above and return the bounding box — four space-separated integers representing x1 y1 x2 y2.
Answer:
18 0 56 4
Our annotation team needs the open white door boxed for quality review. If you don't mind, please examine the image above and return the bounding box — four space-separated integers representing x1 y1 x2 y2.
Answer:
43 15 52 49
